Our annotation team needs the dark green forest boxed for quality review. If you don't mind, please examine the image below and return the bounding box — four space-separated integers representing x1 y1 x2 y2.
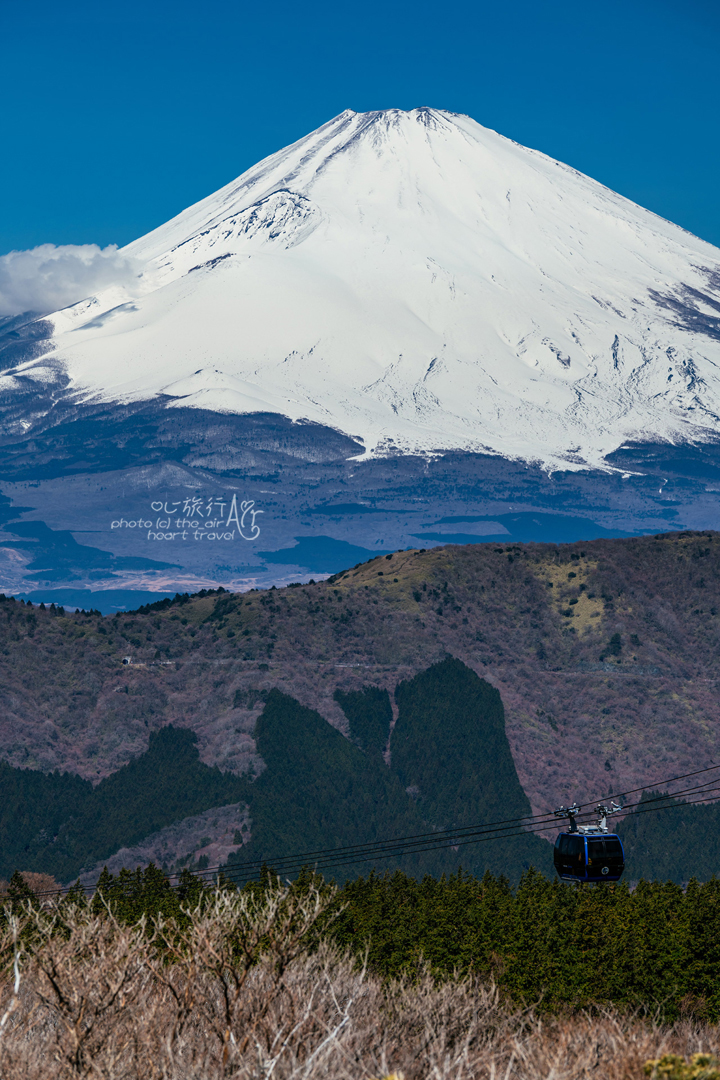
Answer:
0 760 92 877
333 868 720 1019
333 685 391 756
227 657 549 882
234 688 428 876
3 655 720 887
0 727 249 881
392 659 524 832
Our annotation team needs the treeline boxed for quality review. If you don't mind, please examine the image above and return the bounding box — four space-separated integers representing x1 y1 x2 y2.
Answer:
132 586 226 615
7 863 720 1021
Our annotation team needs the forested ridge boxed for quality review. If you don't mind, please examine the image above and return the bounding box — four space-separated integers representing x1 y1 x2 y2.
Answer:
1 659 550 883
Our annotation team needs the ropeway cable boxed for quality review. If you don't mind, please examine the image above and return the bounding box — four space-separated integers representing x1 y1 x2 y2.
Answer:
215 790 720 885
31 765 720 896
28 790 720 899
24 763 720 898
163 761 720 884
167 785 720 887
161 762 720 882
213 790 720 886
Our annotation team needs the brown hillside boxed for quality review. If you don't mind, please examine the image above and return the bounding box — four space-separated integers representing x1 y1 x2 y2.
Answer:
1 531 719 817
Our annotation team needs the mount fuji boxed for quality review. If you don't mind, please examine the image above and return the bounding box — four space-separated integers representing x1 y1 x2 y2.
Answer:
2 108 720 607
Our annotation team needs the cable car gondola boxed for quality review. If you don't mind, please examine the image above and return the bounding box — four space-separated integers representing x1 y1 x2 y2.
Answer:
553 802 625 882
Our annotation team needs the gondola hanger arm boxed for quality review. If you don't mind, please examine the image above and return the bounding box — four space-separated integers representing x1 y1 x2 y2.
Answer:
554 800 622 834
553 803 581 832
594 801 622 833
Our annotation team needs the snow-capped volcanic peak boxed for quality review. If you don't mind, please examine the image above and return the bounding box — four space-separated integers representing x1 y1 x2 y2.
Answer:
19 107 720 468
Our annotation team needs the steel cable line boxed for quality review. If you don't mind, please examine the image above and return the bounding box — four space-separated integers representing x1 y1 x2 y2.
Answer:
27 810 564 898
199 780 720 885
134 762 720 885
25 764 720 898
195 810 563 879
159 762 720 883
617 780 720 808
609 793 720 820
30 810 569 897
200 787 720 885
210 792 720 886
92 768 720 889
204 814 566 883
557 763 720 811
29 789 720 900
33 789 720 901
118 811 558 888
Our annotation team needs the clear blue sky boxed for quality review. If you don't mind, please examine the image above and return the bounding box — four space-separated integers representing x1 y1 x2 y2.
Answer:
1 0 718 254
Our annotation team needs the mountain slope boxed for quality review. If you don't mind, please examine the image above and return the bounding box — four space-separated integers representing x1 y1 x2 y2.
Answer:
1 532 720 825
0 658 548 885
9 107 720 470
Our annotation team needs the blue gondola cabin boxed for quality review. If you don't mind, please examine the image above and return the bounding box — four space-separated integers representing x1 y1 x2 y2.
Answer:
553 832 625 882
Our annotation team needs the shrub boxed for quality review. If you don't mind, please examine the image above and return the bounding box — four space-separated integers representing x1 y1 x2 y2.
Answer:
645 1055 720 1080
1 883 717 1080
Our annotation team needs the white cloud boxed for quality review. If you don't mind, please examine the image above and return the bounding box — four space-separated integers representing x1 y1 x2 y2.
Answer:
0 244 142 318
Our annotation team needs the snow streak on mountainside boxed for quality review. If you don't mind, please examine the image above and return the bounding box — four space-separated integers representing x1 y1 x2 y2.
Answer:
11 108 720 469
